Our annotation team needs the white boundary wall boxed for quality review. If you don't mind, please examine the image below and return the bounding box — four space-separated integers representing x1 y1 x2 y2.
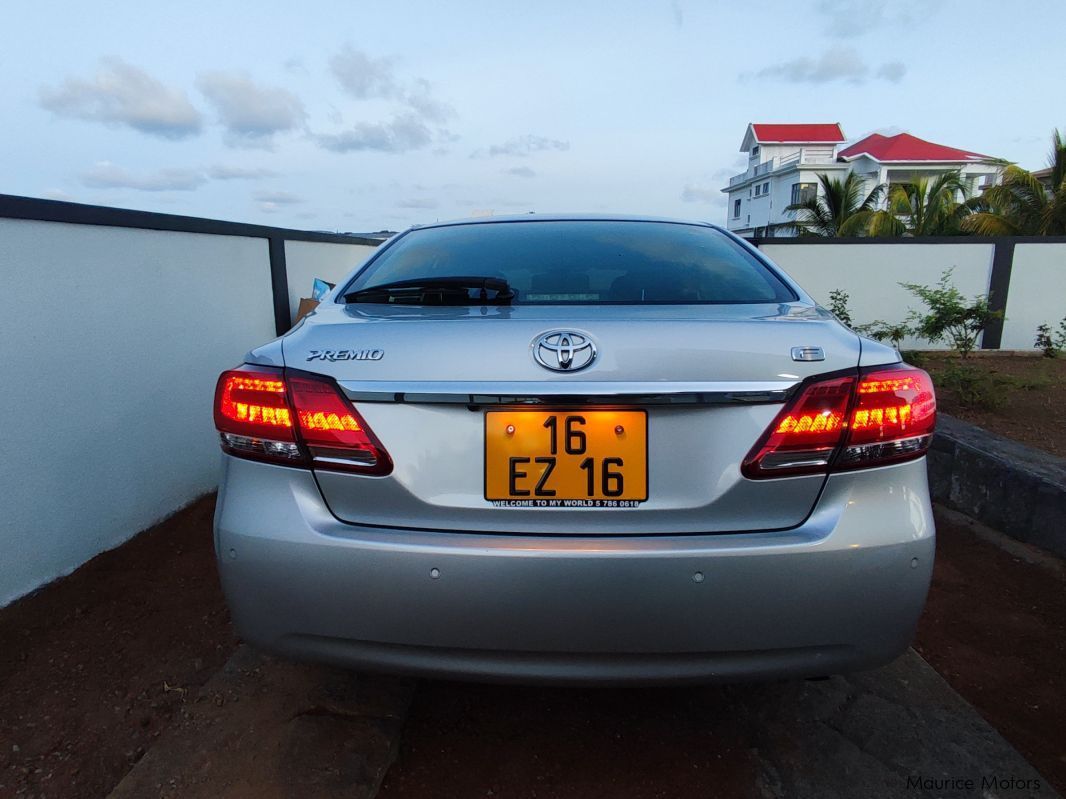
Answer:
0 219 278 605
760 243 997 350
284 239 378 320
1000 243 1066 350
2 215 1062 606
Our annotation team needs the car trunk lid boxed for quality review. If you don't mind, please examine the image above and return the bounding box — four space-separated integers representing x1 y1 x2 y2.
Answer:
284 302 862 534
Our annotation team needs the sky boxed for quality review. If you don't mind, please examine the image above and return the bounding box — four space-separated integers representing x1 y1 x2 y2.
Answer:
3 0 1064 232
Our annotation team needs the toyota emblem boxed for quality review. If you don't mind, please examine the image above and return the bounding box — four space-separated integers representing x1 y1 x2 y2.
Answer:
531 330 597 372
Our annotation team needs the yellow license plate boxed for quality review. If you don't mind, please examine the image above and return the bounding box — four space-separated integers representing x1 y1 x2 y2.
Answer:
484 410 647 505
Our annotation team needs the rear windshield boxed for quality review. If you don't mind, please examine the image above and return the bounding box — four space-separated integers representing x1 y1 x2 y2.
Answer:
341 220 797 305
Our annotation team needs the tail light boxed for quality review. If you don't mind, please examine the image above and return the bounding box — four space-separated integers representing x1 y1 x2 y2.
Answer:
213 366 392 475
742 365 935 479
287 373 392 475
214 368 302 465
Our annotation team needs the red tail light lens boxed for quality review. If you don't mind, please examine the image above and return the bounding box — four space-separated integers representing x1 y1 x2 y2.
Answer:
288 374 393 475
742 365 936 478
837 367 936 469
213 366 392 475
214 367 303 465
742 376 854 478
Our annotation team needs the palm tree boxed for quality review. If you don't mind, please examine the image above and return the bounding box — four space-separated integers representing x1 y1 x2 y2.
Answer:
963 130 1066 236
866 170 971 236
785 173 885 237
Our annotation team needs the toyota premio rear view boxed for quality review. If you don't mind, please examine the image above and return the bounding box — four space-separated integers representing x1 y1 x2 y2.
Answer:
212 216 936 683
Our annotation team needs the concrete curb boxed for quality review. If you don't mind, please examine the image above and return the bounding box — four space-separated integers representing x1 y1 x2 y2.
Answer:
928 414 1066 558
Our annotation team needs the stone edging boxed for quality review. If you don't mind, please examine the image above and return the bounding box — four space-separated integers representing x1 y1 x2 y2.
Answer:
928 414 1066 558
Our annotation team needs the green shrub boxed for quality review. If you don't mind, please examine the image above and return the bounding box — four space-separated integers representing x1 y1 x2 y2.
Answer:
1000 369 1052 392
1035 325 1057 357
1034 317 1066 358
858 320 912 350
901 268 1002 358
935 362 1008 411
828 287 914 349
900 350 927 368
827 289 853 327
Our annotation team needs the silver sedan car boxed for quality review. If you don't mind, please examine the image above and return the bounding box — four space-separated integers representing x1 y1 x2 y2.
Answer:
213 216 936 683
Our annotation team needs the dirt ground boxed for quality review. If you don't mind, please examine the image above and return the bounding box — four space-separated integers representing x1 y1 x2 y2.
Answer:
377 680 761 799
1 497 1064 798
914 511 1066 793
0 496 235 799
920 352 1066 458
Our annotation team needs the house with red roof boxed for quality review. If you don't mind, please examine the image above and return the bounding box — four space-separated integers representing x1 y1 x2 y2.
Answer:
721 123 999 236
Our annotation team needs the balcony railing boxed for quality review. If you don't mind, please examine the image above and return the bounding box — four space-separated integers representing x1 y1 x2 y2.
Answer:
777 148 837 168
728 148 839 186
729 158 775 185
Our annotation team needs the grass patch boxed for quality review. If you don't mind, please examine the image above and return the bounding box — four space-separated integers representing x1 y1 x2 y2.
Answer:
920 353 1066 458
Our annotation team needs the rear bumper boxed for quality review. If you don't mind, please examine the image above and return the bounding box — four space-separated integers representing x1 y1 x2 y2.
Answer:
214 455 935 684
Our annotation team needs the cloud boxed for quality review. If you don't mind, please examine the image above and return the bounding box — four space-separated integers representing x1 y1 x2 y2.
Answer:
317 46 455 153
404 78 454 123
254 189 302 213
39 58 202 139
816 0 889 36
316 112 433 154
397 197 438 209
815 0 935 37
325 103 344 125
875 61 907 83
505 166 537 178
208 165 278 180
678 168 739 205
680 184 723 203
745 46 906 85
283 57 308 75
330 46 454 123
197 71 306 148
80 161 206 191
330 47 400 99
253 189 302 204
473 135 570 158
670 0 684 28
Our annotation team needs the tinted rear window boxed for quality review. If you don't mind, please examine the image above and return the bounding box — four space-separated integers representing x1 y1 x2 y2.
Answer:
342 220 796 305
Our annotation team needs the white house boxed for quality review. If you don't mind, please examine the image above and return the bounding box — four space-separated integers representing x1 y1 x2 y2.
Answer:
722 123 999 237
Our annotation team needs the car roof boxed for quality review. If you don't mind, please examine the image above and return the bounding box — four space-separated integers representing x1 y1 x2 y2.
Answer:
409 214 722 232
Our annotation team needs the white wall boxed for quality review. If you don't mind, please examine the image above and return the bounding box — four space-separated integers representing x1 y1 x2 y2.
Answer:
284 240 378 321
1000 242 1066 350
748 190 771 231
0 219 276 605
0 218 1056 606
761 242 995 350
